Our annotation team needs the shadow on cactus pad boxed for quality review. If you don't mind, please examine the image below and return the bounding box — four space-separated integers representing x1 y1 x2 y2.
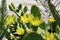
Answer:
22 33 44 40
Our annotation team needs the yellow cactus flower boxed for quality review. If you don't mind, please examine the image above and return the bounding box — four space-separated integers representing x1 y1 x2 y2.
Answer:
21 14 29 24
45 32 56 40
30 17 43 26
48 18 55 23
5 15 15 26
27 14 34 22
16 28 25 35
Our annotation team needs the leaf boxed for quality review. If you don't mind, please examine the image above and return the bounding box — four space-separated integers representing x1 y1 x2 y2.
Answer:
31 5 41 18
0 28 7 40
31 26 38 31
9 5 14 11
39 22 45 29
16 4 22 12
11 3 16 10
51 22 57 33
9 3 16 11
23 6 28 13
0 0 7 35
22 33 44 40
21 12 24 16
26 23 32 29
5 31 11 40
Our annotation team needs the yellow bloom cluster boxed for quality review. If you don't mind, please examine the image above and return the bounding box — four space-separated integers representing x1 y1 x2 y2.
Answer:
21 13 43 26
16 28 25 35
5 15 15 26
45 32 56 40
21 14 29 24
30 17 43 26
48 18 55 23
27 14 34 22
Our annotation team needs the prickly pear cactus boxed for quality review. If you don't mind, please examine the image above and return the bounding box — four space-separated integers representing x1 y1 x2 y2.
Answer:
22 33 44 40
